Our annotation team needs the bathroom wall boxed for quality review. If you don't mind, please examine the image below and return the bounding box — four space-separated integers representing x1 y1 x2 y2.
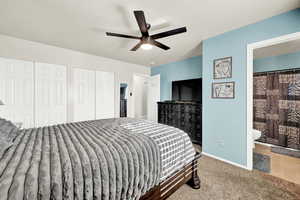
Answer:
254 51 300 72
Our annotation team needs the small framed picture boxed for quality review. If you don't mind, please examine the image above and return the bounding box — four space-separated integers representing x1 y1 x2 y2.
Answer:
212 82 235 99
213 57 232 79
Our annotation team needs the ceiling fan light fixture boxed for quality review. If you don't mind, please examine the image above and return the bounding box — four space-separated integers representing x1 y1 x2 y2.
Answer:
141 43 153 50
106 10 187 51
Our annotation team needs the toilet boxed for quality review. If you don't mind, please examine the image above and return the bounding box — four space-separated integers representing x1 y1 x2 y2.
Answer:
252 129 262 148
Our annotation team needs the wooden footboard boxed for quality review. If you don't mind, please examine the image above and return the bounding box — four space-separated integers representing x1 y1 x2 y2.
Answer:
140 152 201 200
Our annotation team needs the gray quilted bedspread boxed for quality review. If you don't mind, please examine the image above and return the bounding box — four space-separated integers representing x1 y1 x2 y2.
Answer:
0 118 195 200
0 118 161 200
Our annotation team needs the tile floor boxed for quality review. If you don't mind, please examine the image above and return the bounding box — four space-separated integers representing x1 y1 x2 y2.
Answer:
254 143 300 185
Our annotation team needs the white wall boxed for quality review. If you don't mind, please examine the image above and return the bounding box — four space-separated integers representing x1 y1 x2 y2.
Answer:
0 34 150 120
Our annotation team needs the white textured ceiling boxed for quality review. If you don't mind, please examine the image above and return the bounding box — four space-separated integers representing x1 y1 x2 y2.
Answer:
0 0 299 66
254 39 300 59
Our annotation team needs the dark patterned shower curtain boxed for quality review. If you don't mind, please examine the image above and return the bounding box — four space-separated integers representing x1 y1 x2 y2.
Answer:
253 70 300 150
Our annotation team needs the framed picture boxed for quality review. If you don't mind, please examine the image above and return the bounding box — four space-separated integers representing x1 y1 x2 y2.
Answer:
213 57 232 79
212 82 235 99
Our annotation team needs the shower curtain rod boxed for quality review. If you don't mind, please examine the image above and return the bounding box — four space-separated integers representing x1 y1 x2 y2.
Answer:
254 67 300 75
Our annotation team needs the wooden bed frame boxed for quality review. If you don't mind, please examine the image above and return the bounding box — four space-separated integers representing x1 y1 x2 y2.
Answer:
140 152 201 200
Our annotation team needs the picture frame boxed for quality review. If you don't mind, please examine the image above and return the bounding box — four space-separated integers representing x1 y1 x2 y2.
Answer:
212 82 235 99
213 57 232 79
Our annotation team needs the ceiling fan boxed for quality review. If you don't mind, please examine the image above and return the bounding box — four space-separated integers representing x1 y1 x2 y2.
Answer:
106 10 187 51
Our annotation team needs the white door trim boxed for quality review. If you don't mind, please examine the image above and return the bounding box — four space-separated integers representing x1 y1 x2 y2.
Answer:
246 31 300 170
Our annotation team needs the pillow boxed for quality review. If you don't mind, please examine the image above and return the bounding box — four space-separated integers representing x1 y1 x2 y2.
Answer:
0 118 19 158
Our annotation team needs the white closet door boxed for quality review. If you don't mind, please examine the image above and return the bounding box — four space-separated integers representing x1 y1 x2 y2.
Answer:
35 62 67 127
96 71 115 119
73 68 95 122
0 58 34 128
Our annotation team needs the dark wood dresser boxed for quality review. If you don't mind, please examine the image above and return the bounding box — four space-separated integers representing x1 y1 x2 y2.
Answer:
157 101 202 145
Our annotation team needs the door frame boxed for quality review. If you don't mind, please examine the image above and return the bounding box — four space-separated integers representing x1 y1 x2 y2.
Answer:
246 31 300 170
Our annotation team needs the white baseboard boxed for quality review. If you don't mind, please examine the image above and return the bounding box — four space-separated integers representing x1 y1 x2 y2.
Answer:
202 152 251 170
255 141 273 147
255 141 300 152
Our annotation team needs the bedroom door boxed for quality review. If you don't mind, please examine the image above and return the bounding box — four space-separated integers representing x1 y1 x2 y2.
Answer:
147 74 160 122
96 71 115 119
133 75 148 119
73 68 95 122
0 58 35 128
35 62 67 127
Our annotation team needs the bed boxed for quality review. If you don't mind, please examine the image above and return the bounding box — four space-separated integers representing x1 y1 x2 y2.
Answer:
0 118 200 200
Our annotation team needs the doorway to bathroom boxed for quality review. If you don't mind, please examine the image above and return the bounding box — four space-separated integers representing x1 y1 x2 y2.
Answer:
247 32 300 185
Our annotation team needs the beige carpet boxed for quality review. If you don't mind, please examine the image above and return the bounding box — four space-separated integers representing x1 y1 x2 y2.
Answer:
168 155 300 200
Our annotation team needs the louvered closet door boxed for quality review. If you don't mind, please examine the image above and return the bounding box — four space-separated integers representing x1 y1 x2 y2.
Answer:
73 68 95 122
96 71 115 119
35 63 67 127
0 58 34 128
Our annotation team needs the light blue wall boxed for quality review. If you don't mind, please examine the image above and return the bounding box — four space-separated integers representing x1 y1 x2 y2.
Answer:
254 51 300 72
203 9 300 167
151 56 202 101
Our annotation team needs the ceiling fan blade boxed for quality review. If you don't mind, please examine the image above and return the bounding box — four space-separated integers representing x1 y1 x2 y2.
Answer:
150 39 170 50
134 10 149 36
106 32 140 39
151 27 187 39
130 41 143 51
